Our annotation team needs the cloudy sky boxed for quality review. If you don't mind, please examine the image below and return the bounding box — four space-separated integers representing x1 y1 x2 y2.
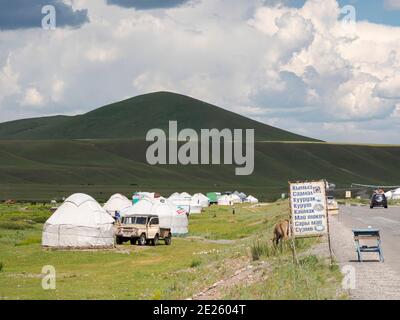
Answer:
1 0 400 143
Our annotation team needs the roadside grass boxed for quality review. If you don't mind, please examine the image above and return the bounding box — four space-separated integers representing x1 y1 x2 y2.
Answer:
225 252 344 300
0 201 343 300
188 203 287 240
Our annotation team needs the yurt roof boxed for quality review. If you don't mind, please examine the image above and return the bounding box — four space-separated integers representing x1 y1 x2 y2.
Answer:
64 193 97 207
180 192 192 198
122 196 155 217
45 193 114 227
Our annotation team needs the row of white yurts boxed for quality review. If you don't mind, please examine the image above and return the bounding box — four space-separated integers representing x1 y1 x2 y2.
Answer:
217 192 259 206
42 192 190 249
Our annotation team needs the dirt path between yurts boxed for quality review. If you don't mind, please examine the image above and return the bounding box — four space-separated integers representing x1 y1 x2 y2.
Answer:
191 258 270 300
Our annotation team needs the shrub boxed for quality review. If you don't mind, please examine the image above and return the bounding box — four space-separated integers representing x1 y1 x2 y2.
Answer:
31 216 48 223
190 258 202 268
15 236 41 246
0 261 3 272
250 241 268 261
0 221 31 230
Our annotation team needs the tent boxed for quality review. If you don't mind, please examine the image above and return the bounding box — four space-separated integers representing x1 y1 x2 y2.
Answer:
123 196 188 234
386 188 400 200
192 193 210 208
180 192 192 198
168 193 191 214
230 194 242 204
246 195 259 204
207 192 219 204
103 193 132 217
238 192 247 201
218 195 232 206
42 193 115 249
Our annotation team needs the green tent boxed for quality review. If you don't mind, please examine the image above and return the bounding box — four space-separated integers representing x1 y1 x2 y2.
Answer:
206 192 218 204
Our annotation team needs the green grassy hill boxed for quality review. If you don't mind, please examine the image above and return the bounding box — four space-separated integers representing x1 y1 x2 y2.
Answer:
0 139 400 201
0 92 315 141
0 91 399 201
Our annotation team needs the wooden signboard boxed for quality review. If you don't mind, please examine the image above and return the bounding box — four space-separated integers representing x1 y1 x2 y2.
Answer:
289 180 329 238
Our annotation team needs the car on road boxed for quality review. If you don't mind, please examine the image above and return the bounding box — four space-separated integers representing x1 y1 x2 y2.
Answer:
327 196 339 211
115 214 172 246
370 193 388 209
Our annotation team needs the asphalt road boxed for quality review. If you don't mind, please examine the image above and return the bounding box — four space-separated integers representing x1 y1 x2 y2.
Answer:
330 204 400 299
338 204 400 266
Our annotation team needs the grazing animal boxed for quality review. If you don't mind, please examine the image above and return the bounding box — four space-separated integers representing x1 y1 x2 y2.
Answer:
273 219 290 245
4 199 16 205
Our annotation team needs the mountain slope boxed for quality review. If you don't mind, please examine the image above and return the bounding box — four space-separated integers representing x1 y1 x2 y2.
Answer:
0 92 317 141
1 139 400 201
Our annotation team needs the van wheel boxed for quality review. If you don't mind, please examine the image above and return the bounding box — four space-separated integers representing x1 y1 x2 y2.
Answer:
152 235 159 246
116 236 123 245
370 206 374 209
385 206 388 209
138 234 146 246
130 238 136 245
164 235 172 246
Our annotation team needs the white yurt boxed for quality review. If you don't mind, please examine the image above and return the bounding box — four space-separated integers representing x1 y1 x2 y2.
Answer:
123 197 188 234
189 203 202 214
154 197 188 234
218 195 232 206
238 192 247 202
42 193 115 249
192 193 210 208
103 193 132 217
121 196 154 217
168 192 191 213
180 192 192 198
230 194 242 204
385 190 393 200
246 195 259 204
386 188 400 200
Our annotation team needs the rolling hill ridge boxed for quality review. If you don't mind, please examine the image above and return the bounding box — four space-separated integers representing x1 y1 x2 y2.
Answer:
0 91 399 201
0 92 317 142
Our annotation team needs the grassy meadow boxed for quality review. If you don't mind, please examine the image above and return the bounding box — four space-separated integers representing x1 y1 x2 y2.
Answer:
0 200 343 300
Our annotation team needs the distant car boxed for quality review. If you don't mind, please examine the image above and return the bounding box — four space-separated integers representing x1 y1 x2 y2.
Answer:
370 193 388 209
327 196 338 211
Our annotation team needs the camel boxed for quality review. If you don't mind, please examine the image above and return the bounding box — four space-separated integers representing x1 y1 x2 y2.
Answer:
273 219 291 245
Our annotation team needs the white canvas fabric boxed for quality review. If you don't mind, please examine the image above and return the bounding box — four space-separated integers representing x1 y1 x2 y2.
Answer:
189 204 202 214
238 192 247 201
246 195 259 204
192 193 210 208
168 193 191 213
180 192 192 198
124 197 188 234
121 196 154 217
386 188 400 200
42 193 115 249
103 193 132 217
230 194 242 204
385 191 393 200
218 195 232 206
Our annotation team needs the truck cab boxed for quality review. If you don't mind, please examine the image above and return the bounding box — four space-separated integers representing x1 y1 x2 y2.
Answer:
116 214 171 246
